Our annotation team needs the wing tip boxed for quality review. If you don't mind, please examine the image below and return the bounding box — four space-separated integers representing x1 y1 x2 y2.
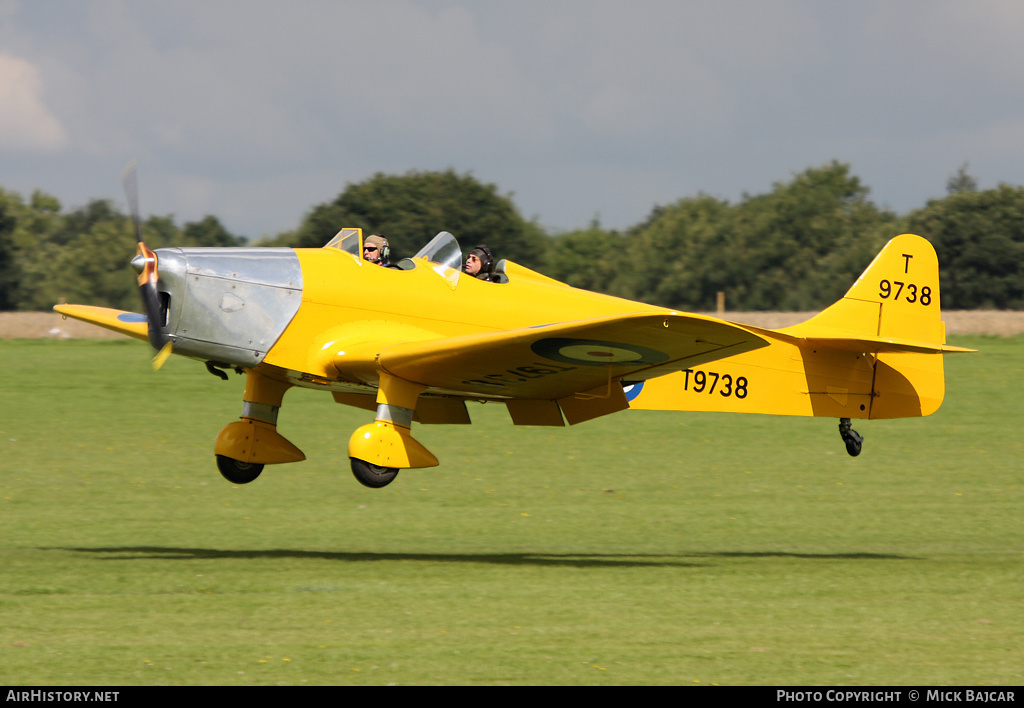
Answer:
52 304 150 341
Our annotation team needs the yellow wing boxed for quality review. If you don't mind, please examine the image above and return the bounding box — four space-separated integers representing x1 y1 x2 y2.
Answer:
53 305 149 342
373 312 768 400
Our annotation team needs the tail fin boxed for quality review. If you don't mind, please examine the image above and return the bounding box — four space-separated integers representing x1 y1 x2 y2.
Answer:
628 234 972 421
791 234 944 344
785 233 972 418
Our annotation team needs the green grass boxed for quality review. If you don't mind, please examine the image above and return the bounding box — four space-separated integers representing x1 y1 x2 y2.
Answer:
0 336 1021 685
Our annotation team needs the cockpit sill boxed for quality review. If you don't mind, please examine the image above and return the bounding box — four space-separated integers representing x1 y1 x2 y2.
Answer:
323 228 508 284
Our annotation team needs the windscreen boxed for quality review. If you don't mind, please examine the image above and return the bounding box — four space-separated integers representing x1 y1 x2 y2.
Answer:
413 231 463 271
323 228 362 257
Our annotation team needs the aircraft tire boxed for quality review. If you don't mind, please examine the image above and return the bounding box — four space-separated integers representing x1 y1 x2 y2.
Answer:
216 455 264 484
350 458 399 488
838 419 863 458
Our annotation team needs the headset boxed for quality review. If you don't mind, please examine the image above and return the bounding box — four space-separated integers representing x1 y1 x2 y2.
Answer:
365 235 390 265
472 244 494 273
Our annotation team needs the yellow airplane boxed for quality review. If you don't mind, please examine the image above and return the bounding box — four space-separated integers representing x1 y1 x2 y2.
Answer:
54 174 973 488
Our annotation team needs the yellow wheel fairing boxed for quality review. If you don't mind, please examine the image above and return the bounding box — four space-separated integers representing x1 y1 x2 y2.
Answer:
214 418 306 465
348 421 439 469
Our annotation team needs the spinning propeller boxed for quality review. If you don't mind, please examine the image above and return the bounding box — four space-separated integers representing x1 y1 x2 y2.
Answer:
123 162 173 369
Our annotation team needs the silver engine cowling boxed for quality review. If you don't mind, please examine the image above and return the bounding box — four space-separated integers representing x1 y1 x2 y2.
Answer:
150 248 303 367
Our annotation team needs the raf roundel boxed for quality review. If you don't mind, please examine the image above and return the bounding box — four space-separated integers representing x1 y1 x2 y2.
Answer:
530 338 671 367
622 381 645 402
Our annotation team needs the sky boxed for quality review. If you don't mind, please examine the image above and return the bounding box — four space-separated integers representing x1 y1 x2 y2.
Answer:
2 0 1024 241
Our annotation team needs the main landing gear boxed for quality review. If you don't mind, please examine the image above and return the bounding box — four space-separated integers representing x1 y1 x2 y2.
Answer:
838 418 863 457
345 375 438 489
212 371 436 489
213 371 305 485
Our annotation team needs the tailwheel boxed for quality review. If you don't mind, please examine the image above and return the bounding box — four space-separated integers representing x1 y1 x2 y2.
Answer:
350 458 399 488
838 418 863 457
216 455 264 484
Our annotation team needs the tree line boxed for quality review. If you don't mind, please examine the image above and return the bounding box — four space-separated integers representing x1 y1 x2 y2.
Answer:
1 161 1021 313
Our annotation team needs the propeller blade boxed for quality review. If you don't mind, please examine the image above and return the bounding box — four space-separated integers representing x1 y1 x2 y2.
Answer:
122 161 172 356
122 160 143 244
152 341 173 370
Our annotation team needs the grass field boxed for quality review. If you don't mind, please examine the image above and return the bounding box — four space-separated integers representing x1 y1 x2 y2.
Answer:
0 336 1021 686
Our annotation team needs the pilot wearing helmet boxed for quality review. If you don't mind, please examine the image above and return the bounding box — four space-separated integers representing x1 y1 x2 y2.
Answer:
464 244 497 281
363 234 392 266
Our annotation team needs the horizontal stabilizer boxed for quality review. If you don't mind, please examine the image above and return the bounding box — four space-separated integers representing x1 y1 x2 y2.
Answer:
739 323 976 354
803 336 974 354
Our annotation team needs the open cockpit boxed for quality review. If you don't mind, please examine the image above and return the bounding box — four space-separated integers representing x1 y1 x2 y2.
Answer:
323 228 508 283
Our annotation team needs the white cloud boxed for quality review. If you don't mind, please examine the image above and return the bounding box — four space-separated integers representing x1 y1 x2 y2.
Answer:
0 52 67 151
